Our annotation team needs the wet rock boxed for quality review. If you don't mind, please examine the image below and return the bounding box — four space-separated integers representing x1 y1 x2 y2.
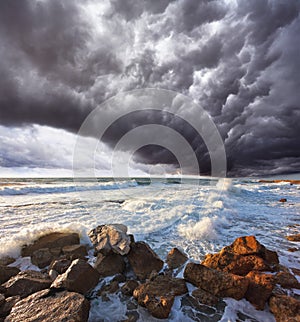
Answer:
275 271 300 289
97 281 119 296
0 296 20 319
0 258 15 267
279 198 287 202
94 253 125 277
184 263 249 300
291 267 300 276
49 258 72 274
3 270 51 298
0 294 4 306
191 288 219 306
31 248 53 268
5 289 90 322
89 224 131 256
112 274 126 283
127 242 163 280
121 280 139 296
123 311 139 322
269 294 300 322
0 266 20 284
21 232 80 257
286 234 300 242
133 275 187 319
62 244 88 260
166 247 188 269
51 259 100 295
245 271 275 310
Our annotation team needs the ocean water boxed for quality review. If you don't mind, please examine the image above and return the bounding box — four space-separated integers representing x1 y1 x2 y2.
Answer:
0 177 299 321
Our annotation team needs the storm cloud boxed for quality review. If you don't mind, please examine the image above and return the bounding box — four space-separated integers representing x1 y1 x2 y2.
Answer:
0 0 300 176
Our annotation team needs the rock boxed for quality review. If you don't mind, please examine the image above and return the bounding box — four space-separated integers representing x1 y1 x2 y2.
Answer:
94 253 125 277
245 271 275 310
166 248 188 269
51 259 100 294
184 263 249 300
0 266 20 284
21 232 80 257
127 242 164 280
0 258 15 267
0 296 20 319
97 281 119 296
112 274 126 283
286 234 300 242
121 280 139 296
291 267 300 276
62 244 88 260
191 288 219 306
269 294 300 322
275 271 300 289
5 289 90 322
133 275 187 319
31 248 53 268
88 224 131 255
0 294 5 306
279 198 287 202
123 311 139 322
49 258 72 274
2 270 51 298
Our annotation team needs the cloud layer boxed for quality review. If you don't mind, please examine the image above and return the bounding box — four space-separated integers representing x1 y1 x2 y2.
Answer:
0 0 300 176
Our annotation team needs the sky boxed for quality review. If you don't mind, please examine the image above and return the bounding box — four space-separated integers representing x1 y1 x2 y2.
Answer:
0 0 300 177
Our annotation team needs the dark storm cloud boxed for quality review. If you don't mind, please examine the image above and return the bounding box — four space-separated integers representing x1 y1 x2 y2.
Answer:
0 0 300 176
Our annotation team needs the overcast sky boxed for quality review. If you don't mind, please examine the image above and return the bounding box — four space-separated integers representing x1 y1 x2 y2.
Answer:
0 0 299 177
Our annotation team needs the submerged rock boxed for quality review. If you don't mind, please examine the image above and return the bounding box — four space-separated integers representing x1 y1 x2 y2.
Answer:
5 289 90 322
127 242 163 280
269 294 300 322
286 234 300 242
166 247 188 269
0 266 20 284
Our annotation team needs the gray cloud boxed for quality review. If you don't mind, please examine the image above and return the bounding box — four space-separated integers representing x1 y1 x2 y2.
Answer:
0 0 299 176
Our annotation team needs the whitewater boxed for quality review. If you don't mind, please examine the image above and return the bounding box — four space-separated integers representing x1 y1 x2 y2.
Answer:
0 177 299 321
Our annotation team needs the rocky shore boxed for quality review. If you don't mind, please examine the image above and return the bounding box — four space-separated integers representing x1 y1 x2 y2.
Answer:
0 225 300 321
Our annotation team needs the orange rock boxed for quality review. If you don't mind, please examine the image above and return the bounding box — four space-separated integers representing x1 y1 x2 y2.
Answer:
269 294 300 322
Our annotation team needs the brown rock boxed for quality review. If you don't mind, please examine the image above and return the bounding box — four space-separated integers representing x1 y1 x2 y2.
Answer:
94 253 125 277
5 289 90 322
191 288 219 306
184 263 249 300
0 294 5 306
279 198 287 202
0 296 20 319
166 248 188 269
0 258 15 267
275 271 300 289
291 267 300 276
62 244 88 260
51 259 100 294
286 234 300 242
133 275 187 319
31 248 53 268
2 270 51 298
269 294 300 322
121 280 139 296
97 281 119 296
127 242 163 280
230 236 265 255
21 232 79 257
245 271 275 310
89 224 131 255
49 258 72 274
0 266 20 284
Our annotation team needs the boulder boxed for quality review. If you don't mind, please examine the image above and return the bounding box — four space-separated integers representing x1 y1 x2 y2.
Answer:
21 232 80 257
49 258 72 274
245 271 275 310
0 266 20 284
89 224 131 256
127 242 163 280
31 248 53 268
286 234 300 242
191 288 219 306
2 270 51 298
121 280 140 296
5 289 90 322
184 263 249 300
275 271 300 289
269 294 300 322
94 253 125 277
0 296 20 319
51 259 100 294
62 244 87 260
166 248 188 269
133 275 187 319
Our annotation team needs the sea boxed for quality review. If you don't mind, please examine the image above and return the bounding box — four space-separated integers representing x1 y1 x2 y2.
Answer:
0 177 299 322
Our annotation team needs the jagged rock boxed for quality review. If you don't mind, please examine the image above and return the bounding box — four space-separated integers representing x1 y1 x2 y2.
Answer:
127 242 163 280
49 258 72 274
121 280 139 296
286 234 300 242
5 289 90 322
2 270 51 298
89 224 131 256
21 232 80 257
51 259 100 294
31 248 53 268
0 296 20 319
191 288 219 306
275 271 300 289
0 266 20 284
133 275 187 319
269 294 300 322
94 253 125 277
62 244 88 260
184 263 249 300
0 258 15 267
245 271 275 310
166 248 188 269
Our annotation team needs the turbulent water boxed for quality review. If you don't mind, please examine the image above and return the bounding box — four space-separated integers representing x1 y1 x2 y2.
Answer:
0 177 299 321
